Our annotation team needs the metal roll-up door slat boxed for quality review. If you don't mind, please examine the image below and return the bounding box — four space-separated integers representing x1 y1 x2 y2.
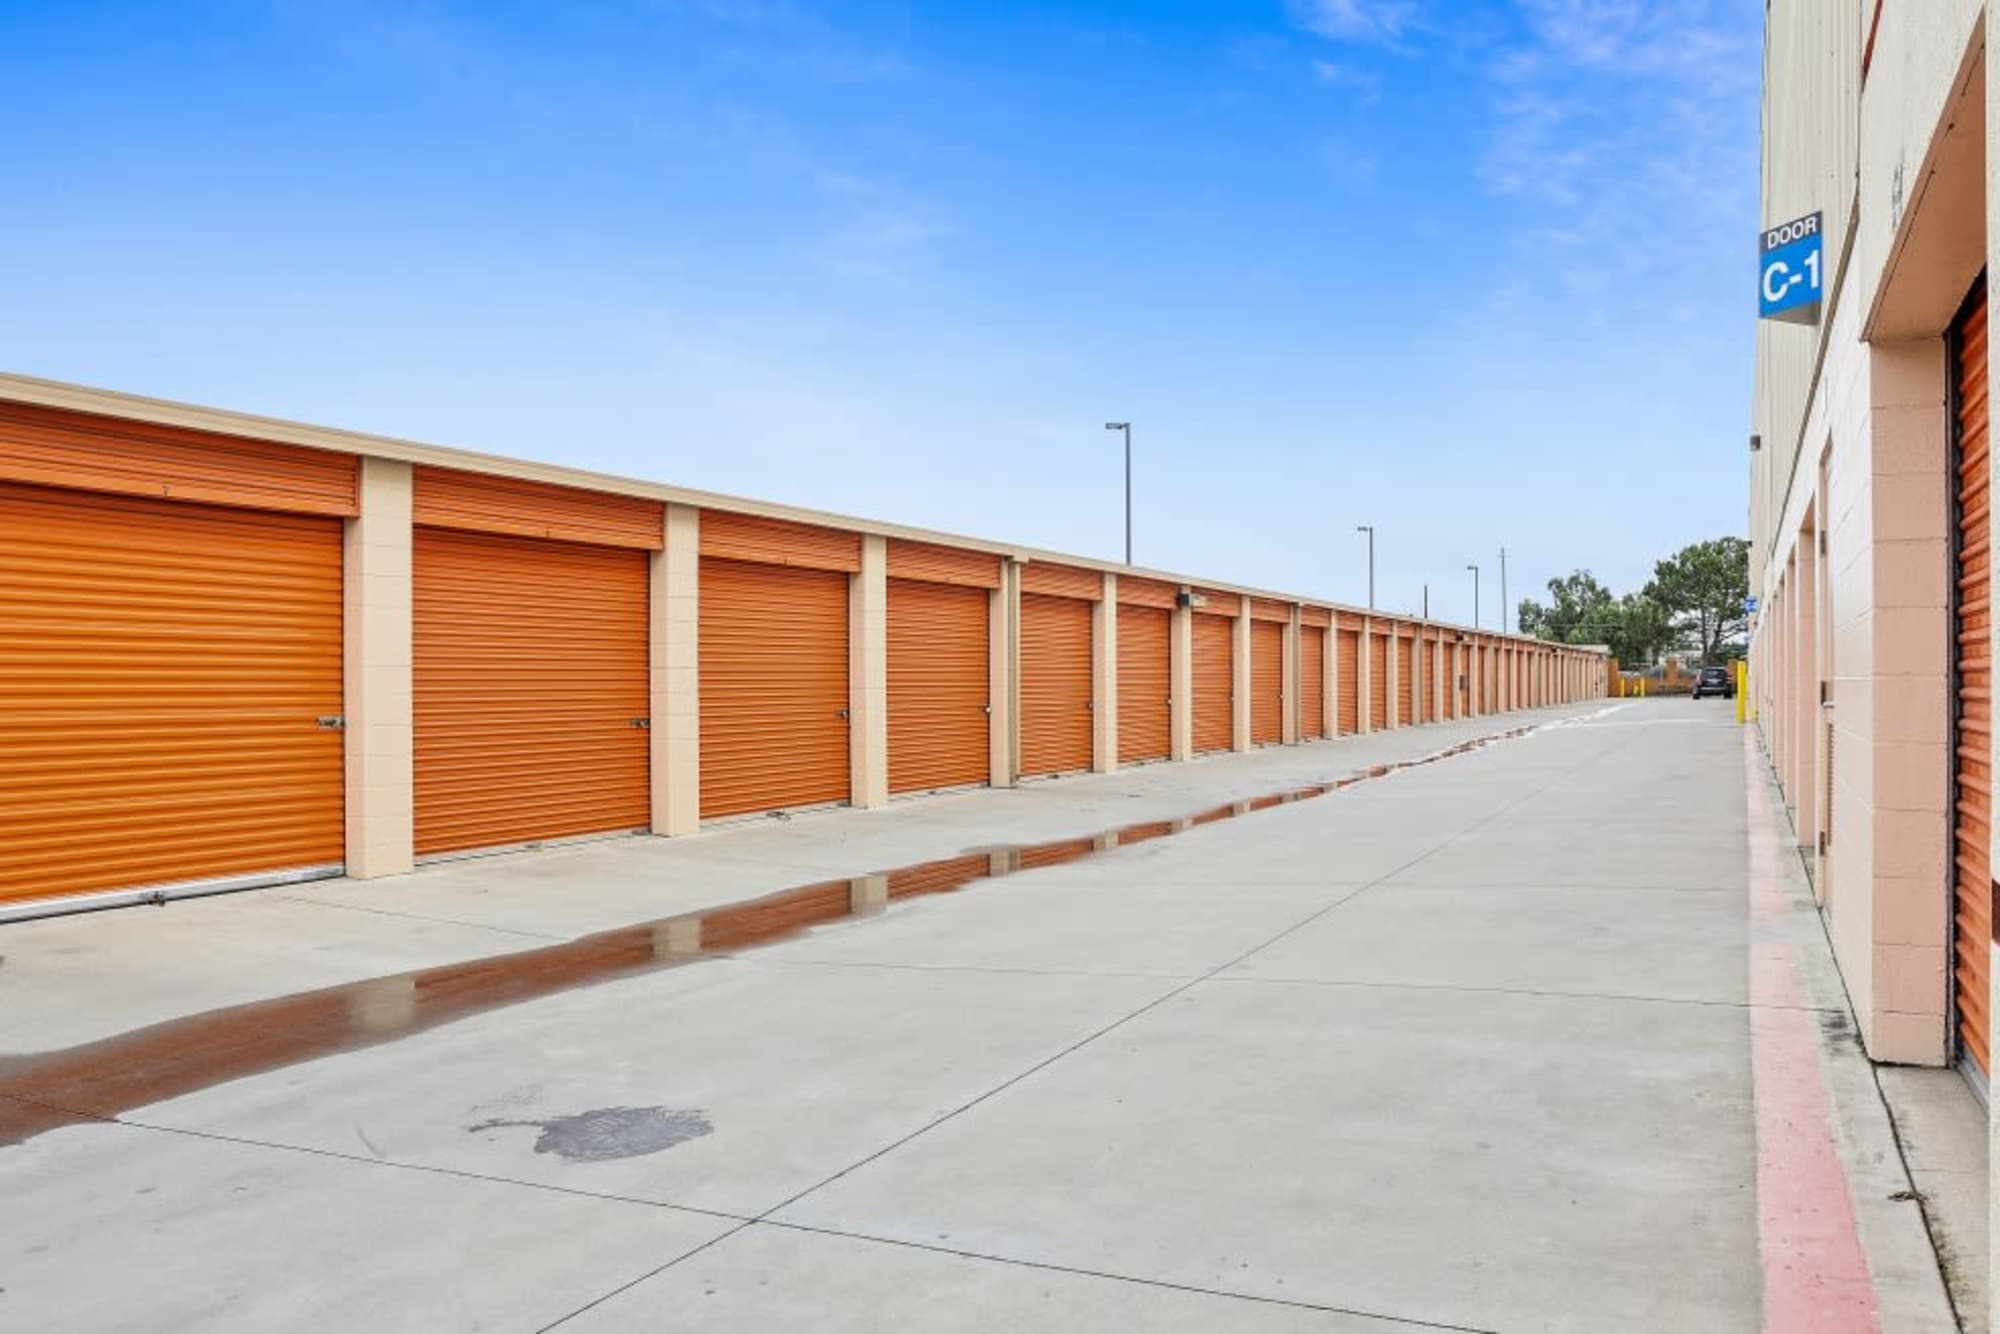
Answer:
1300 626 1327 739
1251 620 1283 745
1952 284 1991 1075
1020 592 1093 778
700 556 851 819
1369 632 1390 730
414 528 650 857
1192 612 1234 753
1117 605 1171 764
0 482 345 903
1337 629 1361 735
889 578 990 794
0 402 360 516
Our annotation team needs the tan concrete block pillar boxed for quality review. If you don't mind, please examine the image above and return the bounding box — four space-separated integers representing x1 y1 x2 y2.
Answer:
1232 597 1252 752
1170 600 1192 761
1359 617 1374 734
1389 629 1402 728
342 457 414 879
650 504 700 835
1095 574 1118 773
1322 623 1338 739
850 534 889 808
1281 608 1300 744
991 560 1018 787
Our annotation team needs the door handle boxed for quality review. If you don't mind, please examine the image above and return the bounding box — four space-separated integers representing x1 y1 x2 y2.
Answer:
630 718 651 729
836 708 851 720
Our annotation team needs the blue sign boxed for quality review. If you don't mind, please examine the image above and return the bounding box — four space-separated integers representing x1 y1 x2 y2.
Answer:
1760 212 1822 321
1744 595 1759 614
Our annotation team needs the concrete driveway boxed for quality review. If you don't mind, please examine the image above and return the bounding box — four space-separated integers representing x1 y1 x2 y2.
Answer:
0 700 1970 1332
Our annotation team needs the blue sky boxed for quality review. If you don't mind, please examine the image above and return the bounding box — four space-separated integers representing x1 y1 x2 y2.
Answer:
0 0 1758 626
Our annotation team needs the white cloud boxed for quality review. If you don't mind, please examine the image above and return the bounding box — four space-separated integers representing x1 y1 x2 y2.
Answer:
1311 59 1384 102
1287 0 1422 46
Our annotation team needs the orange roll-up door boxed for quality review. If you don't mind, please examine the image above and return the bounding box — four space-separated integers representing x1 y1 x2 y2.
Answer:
1192 611 1234 753
1952 282 1991 1075
0 482 344 903
1020 591 1093 778
701 556 851 818
1337 627 1361 735
1300 626 1327 740
1251 620 1283 745
1369 631 1390 730
414 528 650 857
1117 605 1172 764
889 578 991 794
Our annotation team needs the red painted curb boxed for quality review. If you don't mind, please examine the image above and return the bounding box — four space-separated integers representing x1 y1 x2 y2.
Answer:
1745 731 1880 1332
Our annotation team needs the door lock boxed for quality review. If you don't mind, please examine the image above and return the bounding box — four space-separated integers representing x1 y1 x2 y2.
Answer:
315 715 346 730
836 708 850 720
631 718 651 729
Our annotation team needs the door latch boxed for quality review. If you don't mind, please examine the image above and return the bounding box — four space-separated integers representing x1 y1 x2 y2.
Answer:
630 718 651 729
315 715 346 730
836 708 850 720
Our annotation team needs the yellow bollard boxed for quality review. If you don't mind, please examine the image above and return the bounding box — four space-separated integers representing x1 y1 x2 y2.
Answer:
1735 661 1746 725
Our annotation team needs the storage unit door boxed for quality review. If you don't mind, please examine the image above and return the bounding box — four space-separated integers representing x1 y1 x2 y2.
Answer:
415 528 649 857
1369 633 1390 730
889 578 990 793
700 556 851 819
1251 620 1284 745
1399 634 1417 724
1117 605 1172 764
1337 629 1361 735
1192 612 1235 753
1300 626 1327 740
1020 592 1093 777
0 483 344 904
1953 285 1991 1076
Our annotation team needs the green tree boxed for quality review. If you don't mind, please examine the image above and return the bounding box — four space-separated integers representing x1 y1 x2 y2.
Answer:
1517 571 1615 644
1646 536 1750 664
1520 573 1673 665
1609 591 1671 665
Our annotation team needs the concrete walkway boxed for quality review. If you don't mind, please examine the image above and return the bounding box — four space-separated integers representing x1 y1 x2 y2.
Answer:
0 700 1970 1331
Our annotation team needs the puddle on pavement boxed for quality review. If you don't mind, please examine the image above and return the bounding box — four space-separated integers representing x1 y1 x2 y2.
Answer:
0 720 1542 1147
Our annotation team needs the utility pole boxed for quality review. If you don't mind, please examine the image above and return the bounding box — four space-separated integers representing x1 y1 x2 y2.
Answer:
1467 564 1480 628
1422 584 1429 619
1499 547 1509 633
1356 525 1375 609
1104 423 1132 564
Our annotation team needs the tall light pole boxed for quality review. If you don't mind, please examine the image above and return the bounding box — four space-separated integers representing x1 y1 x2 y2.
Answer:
1104 422 1132 564
1355 525 1375 609
1499 546 1510 633
1467 564 1481 628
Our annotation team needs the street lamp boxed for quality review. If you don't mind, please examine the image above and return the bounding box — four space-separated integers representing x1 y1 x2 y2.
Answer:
1467 564 1480 629
1104 422 1132 565
1499 546 1510 633
1355 525 1375 609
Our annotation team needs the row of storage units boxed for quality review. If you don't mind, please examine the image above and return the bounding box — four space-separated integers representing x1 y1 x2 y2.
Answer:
0 387 1609 916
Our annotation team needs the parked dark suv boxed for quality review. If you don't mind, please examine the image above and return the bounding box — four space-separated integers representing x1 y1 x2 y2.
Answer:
1691 665 1734 700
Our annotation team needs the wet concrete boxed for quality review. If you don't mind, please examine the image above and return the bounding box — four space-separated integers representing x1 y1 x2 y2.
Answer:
467 1106 715 1162
0 700 1964 1333
0 720 1544 1148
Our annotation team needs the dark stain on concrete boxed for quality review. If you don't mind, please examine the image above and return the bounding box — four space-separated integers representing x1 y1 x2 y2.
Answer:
467 1106 713 1161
